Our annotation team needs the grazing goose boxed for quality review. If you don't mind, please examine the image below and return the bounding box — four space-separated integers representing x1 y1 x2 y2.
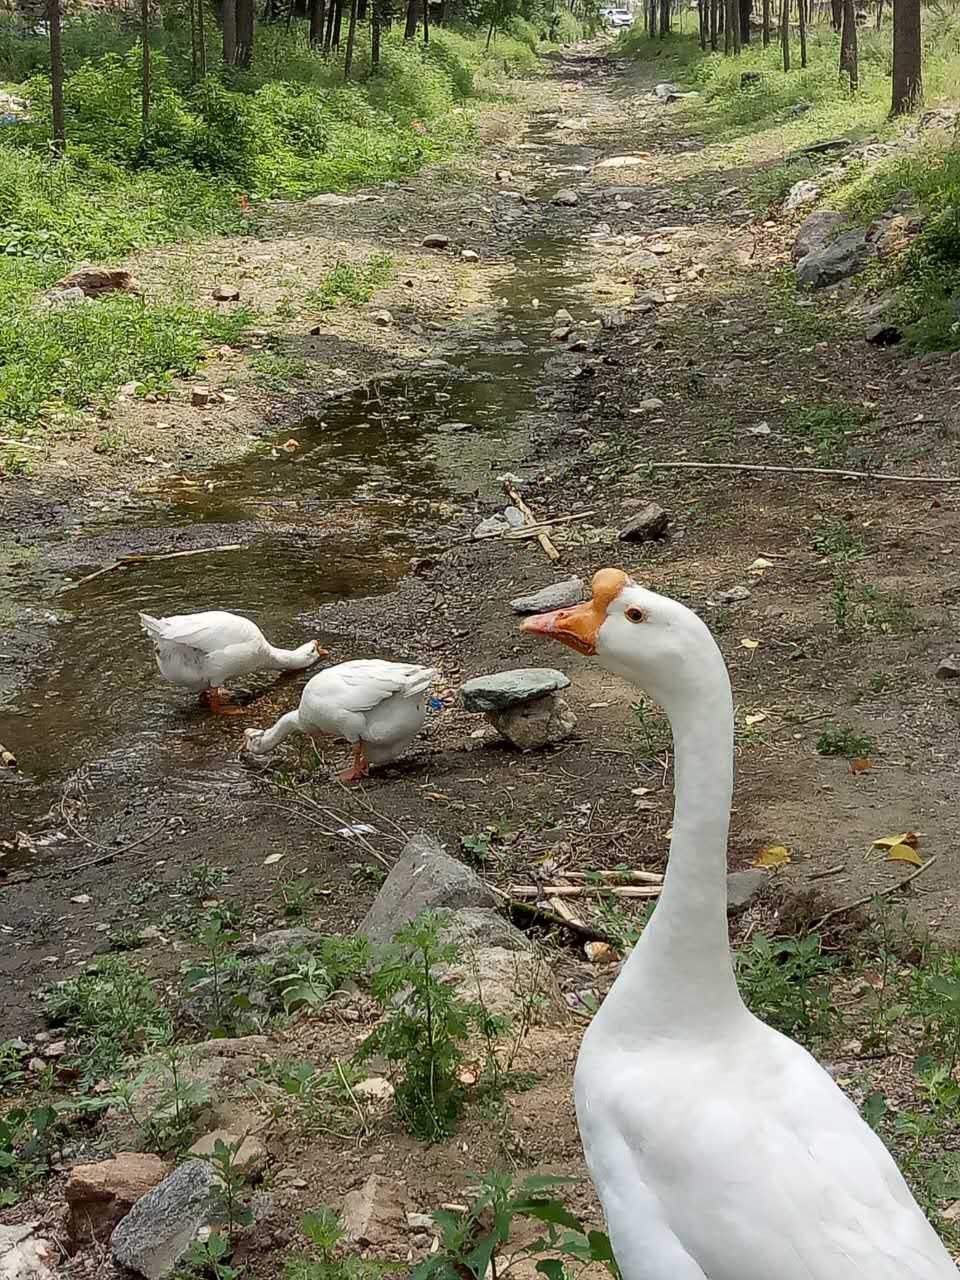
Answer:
139 609 325 715
243 658 438 781
521 567 957 1280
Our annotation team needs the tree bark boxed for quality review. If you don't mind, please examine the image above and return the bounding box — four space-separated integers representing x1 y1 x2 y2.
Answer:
371 0 381 65
830 0 841 28
141 0 150 132
739 0 750 42
798 0 807 66
891 0 921 114
323 0 336 49
197 0 206 75
658 0 669 36
875 0 883 28
308 0 325 42
422 0 429 43
761 0 770 43
698 0 706 47
47 0 65 151
343 0 358 73
222 0 237 62
839 0 858 89
780 0 790 69
709 0 718 48
724 0 732 48
404 0 418 38
235 0 254 65
331 0 343 48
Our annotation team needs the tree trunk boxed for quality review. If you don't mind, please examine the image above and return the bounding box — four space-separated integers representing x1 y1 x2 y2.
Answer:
830 0 841 27
323 0 336 49
739 0 750 42
798 0 807 65
761 0 770 42
141 0 150 132
197 0 206 75
709 0 718 47
308 0 325 43
422 0 429 43
839 0 858 89
47 0 65 151
698 0 706 47
235 0 254 65
371 0 381 65
189 0 198 81
780 0 790 69
658 0 669 36
404 0 418 38
331 0 343 48
891 0 921 114
343 0 358 73
875 0 883 28
222 0 237 62
723 0 731 48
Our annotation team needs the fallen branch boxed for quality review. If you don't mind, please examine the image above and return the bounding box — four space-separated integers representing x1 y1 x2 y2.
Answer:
0 437 43 451
4 819 170 885
561 869 663 885
457 510 596 545
811 855 939 931
509 883 662 899
502 477 560 562
59 543 244 593
488 883 618 945
651 461 960 485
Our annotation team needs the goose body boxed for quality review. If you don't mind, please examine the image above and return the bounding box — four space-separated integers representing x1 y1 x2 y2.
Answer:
244 658 438 780
522 568 957 1280
139 610 323 713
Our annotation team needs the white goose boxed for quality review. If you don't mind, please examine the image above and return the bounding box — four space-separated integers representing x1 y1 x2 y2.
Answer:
243 658 438 782
139 610 326 715
522 567 957 1280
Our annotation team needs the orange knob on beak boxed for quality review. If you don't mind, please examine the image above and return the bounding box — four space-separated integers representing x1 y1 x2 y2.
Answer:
520 568 629 656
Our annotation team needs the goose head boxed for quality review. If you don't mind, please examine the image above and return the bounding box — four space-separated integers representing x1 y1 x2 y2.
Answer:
520 567 719 710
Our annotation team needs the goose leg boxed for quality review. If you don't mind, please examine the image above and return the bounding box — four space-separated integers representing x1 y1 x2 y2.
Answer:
201 687 244 717
338 741 370 784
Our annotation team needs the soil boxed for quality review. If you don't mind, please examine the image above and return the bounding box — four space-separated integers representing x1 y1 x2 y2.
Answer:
3 37 960 1277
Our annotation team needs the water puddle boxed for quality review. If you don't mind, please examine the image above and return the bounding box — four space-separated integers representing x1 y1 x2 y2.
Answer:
0 113 604 860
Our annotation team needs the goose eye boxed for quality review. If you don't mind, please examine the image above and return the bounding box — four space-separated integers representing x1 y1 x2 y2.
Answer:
625 607 644 624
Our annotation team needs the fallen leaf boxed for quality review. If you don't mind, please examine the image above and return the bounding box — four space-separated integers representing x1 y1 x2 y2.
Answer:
887 843 923 867
584 941 620 965
70 894 91 905
872 832 920 849
281 438 300 452
263 853 284 865
745 712 768 726
850 757 872 774
740 638 760 651
748 557 774 571
753 844 791 868
664 827 673 839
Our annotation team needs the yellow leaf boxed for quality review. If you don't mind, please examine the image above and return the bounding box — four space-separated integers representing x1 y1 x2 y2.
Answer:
740 638 760 651
872 832 920 849
850 757 872 774
745 712 768 726
753 844 791 868
887 844 923 867
748 557 774 571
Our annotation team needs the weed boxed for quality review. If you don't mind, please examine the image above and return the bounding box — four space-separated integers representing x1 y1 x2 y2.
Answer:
306 255 394 310
629 697 672 760
276 876 317 920
0 1041 25 1092
182 1234 241 1280
830 565 852 637
193 1139 254 1234
869 671 893 694
816 725 874 758
0 1100 58 1206
813 521 864 561
44 954 172 1077
785 403 863 460
263 1058 369 1137
590 891 655 950
108 1044 208 1152
859 584 917 636
285 1207 391 1280
910 951 960 1073
859 899 910 1055
183 914 244 1036
251 351 309 391
176 861 229 900
736 932 836 1044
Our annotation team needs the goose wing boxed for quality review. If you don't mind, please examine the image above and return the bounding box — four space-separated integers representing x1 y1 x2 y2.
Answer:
139 611 262 653
319 660 438 713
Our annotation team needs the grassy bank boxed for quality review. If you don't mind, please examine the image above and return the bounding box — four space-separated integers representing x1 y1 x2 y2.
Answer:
0 17 568 449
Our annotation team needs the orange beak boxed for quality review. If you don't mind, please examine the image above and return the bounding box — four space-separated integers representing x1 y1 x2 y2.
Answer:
520 568 630 657
315 643 330 659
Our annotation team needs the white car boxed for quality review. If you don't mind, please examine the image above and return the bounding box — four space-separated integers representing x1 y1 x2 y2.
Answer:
608 8 634 25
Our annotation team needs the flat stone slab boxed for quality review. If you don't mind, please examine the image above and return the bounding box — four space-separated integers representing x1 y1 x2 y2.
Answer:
510 577 585 615
461 668 571 713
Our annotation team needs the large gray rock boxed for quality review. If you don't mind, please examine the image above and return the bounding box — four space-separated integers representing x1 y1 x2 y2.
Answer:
510 577 585 615
726 869 768 915
791 209 846 263
110 1160 218 1279
438 907 531 953
461 668 570 713
360 835 495 944
619 502 669 542
783 179 821 212
0 1224 56 1280
796 230 875 289
488 694 577 750
66 1153 168 1246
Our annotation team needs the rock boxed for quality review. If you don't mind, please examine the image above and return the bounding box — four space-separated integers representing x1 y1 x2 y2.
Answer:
503 505 525 528
239 927 322 957
188 1130 266 1177
599 308 627 329
443 945 562 1017
437 906 531 953
406 1213 435 1231
190 387 223 407
865 321 902 345
354 1077 395 1102
40 285 87 308
460 249 480 262
716 584 752 604
461 668 570 713
789 100 814 117
634 290 667 308
306 192 361 206
936 655 960 679
341 1176 409 1247
110 1161 219 1280
488 693 577 750
420 358 452 369
473 514 511 538
422 233 449 249
438 421 471 433
373 310 393 326
726 870 768 915
634 397 665 412
66 1153 168 1246
569 338 590 352
620 250 661 271
510 577 585 615
595 155 647 169
360 834 496 945
554 308 575 324
783 179 822 212
494 169 513 182
654 82 679 100
740 70 762 87
790 210 847 263
796 230 875 289
0 1225 56 1280
54 266 138 297
211 284 240 302
551 325 572 341
552 189 579 207
618 502 669 542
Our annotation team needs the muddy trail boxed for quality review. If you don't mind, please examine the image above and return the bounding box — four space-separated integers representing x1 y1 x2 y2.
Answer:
4 39 960 1048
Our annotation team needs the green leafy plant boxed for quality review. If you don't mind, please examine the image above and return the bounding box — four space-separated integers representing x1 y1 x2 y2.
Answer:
193 1139 254 1235
736 932 836 1044
816 726 874 759
0 1101 57 1205
182 1233 242 1280
307 256 394 310
262 1057 369 1137
813 521 864 561
285 1207 392 1280
910 951 960 1073
629 697 672 759
109 1044 209 1152
785 404 863 460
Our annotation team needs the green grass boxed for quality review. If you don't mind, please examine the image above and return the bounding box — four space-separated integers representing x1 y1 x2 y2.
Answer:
306 254 394 309
816 725 874 758
784 402 864 460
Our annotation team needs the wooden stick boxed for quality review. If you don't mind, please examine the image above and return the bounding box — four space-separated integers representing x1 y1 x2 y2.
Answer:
59 543 244 593
561 869 664 884
502 478 561 561
0 437 43 451
509 883 662 899
811 856 939 931
487 883 619 945
651 461 960 485
459 510 597 545
548 894 587 927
